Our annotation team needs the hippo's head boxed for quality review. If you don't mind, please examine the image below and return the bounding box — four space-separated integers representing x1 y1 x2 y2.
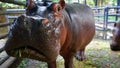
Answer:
5 0 66 62
110 21 120 51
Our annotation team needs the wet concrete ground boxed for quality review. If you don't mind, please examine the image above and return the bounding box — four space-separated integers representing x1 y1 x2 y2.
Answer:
0 39 7 62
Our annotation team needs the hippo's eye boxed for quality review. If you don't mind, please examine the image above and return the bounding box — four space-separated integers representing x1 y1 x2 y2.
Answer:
57 6 61 12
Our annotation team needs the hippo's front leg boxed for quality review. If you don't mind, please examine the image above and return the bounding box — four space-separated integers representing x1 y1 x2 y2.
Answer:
63 52 75 68
47 61 56 68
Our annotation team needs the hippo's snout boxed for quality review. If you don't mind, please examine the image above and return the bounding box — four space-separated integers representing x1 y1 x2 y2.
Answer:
110 21 120 51
110 41 120 51
5 15 60 62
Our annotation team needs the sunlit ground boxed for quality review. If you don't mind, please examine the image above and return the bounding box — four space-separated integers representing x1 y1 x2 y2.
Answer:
17 38 120 68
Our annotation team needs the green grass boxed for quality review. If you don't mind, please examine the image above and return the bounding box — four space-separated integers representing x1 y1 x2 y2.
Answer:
85 39 110 68
18 38 120 68
17 59 29 68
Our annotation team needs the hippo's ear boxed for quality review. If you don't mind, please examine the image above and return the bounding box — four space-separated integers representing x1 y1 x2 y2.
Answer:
52 0 65 13
26 0 36 10
59 0 65 9
52 2 65 13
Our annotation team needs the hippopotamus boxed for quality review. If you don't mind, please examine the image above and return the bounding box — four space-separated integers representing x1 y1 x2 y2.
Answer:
5 0 95 68
110 21 120 51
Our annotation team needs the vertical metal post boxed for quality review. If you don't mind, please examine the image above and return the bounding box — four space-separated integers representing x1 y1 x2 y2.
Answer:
104 7 109 30
78 0 80 3
103 7 108 39
116 0 120 21
84 0 86 4
117 0 120 6
95 0 97 7
97 8 100 21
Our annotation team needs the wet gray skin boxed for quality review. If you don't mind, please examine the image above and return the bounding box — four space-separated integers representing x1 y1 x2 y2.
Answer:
5 15 62 62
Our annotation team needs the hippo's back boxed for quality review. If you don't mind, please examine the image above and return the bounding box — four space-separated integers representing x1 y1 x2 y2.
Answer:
65 3 94 26
63 3 95 50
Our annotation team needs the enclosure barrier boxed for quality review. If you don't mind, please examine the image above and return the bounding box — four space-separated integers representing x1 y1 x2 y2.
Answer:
93 6 120 29
0 9 24 68
0 22 22 68
92 7 105 31
104 6 120 29
0 9 25 15
93 6 120 39
103 6 120 39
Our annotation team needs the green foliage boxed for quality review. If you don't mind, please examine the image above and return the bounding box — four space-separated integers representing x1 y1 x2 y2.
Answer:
53 0 59 2
87 0 95 7
17 59 28 68
112 0 117 6
0 0 25 8
0 2 24 8
0 0 118 8
53 0 117 7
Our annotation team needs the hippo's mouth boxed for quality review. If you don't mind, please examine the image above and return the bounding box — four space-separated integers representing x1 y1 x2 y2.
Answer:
6 46 48 61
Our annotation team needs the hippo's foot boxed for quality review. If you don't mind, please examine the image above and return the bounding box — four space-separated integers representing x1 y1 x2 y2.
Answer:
76 50 86 61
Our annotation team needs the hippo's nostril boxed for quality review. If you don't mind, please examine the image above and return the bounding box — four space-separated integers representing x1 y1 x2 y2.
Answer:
24 21 29 26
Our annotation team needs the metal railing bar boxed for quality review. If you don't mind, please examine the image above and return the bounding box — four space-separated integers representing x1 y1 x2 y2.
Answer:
0 47 5 53
0 33 8 39
0 56 9 65
0 22 11 27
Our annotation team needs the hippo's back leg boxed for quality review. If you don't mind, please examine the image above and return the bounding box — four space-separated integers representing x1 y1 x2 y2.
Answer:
76 49 86 61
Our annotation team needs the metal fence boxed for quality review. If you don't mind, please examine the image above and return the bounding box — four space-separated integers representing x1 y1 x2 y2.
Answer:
93 6 120 39
0 9 25 68
104 6 120 29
